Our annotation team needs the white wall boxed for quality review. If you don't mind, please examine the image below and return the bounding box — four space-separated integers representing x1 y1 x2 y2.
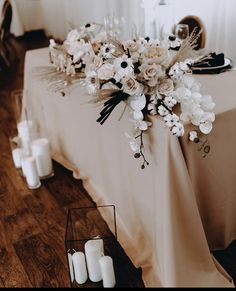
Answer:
13 0 144 40
143 0 236 62
11 0 236 62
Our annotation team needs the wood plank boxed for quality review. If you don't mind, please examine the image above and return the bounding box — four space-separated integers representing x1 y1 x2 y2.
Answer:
0 222 32 287
44 162 95 208
14 234 70 287
23 187 69 269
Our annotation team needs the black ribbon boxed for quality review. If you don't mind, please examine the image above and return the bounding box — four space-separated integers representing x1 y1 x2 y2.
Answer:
97 91 130 125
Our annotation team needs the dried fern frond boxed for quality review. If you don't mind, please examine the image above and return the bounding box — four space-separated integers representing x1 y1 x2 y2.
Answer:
169 27 202 67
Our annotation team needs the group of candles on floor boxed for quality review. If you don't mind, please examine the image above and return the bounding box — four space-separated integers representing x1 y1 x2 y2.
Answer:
10 119 54 189
68 238 116 288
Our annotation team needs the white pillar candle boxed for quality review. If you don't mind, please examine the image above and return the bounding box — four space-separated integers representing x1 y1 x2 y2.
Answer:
67 253 75 283
31 138 53 178
84 239 104 282
20 137 32 156
72 252 88 284
99 256 116 288
17 120 36 138
24 156 41 189
12 148 22 168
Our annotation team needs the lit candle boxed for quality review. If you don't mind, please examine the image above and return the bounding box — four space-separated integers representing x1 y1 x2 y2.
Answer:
24 156 41 189
99 256 116 288
12 148 22 168
84 239 104 282
67 253 75 283
72 252 88 284
31 138 53 178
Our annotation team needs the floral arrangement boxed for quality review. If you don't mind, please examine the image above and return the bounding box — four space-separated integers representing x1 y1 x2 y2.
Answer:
84 32 215 168
46 25 215 169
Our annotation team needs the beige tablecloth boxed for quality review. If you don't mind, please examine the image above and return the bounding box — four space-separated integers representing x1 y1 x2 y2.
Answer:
24 48 236 287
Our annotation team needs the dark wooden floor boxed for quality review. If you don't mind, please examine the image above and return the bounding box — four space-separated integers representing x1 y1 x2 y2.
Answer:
0 31 144 288
0 30 235 287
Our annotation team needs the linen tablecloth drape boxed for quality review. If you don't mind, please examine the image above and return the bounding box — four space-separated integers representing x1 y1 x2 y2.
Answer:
23 48 236 287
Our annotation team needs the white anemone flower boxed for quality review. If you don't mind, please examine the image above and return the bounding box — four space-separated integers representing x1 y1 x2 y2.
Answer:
113 55 134 82
100 43 116 59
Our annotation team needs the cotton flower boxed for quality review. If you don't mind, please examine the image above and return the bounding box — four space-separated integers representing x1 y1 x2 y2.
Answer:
189 131 199 142
148 103 157 115
148 94 158 115
113 55 134 82
158 105 169 116
164 113 179 128
163 96 177 108
172 122 185 137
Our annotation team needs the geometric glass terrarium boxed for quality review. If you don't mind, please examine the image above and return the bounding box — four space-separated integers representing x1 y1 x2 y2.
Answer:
65 205 117 288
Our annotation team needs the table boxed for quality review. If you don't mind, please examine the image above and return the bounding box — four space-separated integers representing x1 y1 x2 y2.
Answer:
23 47 236 287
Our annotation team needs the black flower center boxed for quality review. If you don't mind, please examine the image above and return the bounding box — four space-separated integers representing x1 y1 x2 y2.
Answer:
105 47 110 53
169 35 176 41
91 77 96 84
85 23 91 28
121 61 128 68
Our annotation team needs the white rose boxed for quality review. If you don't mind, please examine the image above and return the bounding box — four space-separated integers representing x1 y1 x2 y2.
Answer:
159 78 174 96
140 63 163 81
122 76 143 96
97 63 114 80
143 46 169 65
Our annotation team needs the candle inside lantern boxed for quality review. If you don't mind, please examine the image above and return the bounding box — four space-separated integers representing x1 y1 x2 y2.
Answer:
24 156 41 189
99 256 116 288
84 239 104 282
67 253 75 283
72 252 88 284
17 120 36 156
17 120 36 138
31 138 53 178
12 148 22 168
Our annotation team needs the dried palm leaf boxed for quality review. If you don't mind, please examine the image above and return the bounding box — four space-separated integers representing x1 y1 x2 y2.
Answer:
169 27 202 67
